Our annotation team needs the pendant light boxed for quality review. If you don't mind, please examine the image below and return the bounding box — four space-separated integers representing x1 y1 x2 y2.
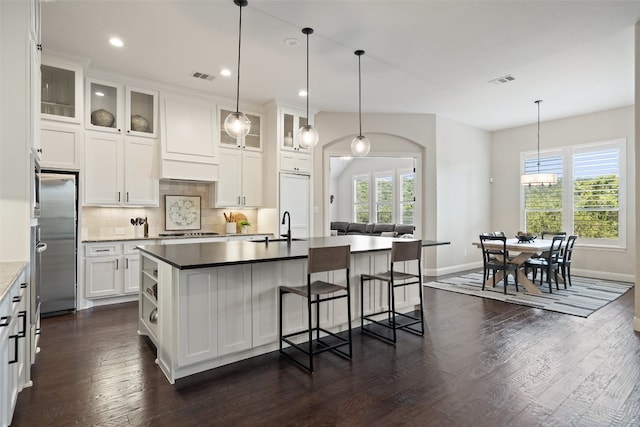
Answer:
224 0 251 140
520 100 557 186
297 27 319 149
351 50 370 157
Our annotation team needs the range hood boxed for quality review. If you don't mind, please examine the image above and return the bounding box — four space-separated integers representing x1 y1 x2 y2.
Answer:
160 158 219 182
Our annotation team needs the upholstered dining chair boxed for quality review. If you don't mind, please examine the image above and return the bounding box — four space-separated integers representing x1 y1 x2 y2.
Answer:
479 234 519 294
524 235 564 293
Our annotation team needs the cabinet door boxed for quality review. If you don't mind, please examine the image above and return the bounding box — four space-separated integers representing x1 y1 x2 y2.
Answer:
217 265 252 356
241 151 263 207
214 148 242 207
177 270 218 366
124 254 140 294
280 173 310 239
85 256 122 298
41 55 83 124
251 263 279 347
40 124 82 170
124 138 159 206
280 152 310 174
86 78 123 133
126 86 158 138
29 34 41 161
280 260 308 335
84 133 123 205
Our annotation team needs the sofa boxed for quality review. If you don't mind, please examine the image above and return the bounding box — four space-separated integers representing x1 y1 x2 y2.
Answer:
330 221 415 237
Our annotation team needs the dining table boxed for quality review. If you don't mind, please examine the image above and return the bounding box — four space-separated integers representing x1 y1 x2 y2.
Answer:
471 238 564 295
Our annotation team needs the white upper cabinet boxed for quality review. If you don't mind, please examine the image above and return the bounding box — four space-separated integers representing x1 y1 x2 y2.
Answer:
85 77 123 133
126 86 158 138
218 107 262 152
40 123 82 170
280 108 310 153
83 132 159 206
212 148 263 208
41 55 83 125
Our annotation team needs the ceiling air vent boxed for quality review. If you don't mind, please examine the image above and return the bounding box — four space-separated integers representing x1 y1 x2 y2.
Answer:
191 71 215 81
488 74 515 85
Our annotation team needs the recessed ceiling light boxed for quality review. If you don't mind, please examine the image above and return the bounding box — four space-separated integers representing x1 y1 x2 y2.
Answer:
298 90 307 97
94 91 104 97
284 38 299 47
220 68 232 77
109 37 124 47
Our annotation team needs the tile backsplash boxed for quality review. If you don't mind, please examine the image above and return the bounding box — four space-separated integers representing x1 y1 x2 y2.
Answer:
81 181 258 239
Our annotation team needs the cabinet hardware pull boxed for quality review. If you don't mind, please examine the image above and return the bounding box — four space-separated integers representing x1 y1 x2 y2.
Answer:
36 43 43 51
37 148 43 153
96 249 110 252
20 282 27 289
18 311 26 338
237 196 241 204
118 192 121 202
243 196 246 205
0 316 10 327
12 296 21 303
126 192 129 202
126 258 129 269
116 259 119 270
9 334 18 364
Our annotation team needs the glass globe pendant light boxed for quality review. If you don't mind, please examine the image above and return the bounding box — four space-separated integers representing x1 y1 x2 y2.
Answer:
351 50 370 156
297 27 319 149
224 0 251 140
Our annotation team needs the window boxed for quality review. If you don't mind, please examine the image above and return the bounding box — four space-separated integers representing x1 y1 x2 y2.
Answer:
375 173 393 223
522 139 624 245
399 170 415 224
353 174 370 223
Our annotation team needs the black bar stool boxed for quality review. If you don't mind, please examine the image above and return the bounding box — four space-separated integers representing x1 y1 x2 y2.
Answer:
279 245 352 373
360 239 423 344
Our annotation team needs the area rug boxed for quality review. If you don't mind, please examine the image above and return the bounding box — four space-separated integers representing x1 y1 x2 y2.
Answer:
424 271 634 318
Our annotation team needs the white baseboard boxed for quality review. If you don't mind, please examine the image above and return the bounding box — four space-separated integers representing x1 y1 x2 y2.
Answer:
426 261 482 277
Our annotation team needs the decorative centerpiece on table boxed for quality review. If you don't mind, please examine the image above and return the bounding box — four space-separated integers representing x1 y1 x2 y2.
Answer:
516 231 536 243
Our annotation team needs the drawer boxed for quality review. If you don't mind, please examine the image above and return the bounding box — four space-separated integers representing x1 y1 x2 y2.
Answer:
124 240 152 254
85 244 122 256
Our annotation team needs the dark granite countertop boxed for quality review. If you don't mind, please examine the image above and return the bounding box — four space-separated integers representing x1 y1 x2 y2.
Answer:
137 235 450 270
82 233 271 243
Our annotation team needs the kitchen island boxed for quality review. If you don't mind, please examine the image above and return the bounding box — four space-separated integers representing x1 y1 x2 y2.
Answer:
137 236 449 383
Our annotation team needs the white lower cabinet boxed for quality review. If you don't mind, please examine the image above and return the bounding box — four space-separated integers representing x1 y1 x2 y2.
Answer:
139 249 419 384
176 265 252 367
1 265 30 427
84 242 146 299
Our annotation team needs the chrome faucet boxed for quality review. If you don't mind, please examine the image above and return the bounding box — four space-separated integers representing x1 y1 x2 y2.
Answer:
281 211 292 244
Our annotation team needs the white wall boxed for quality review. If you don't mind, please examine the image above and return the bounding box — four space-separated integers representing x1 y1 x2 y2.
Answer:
0 1 31 261
314 112 491 275
491 106 635 281
435 116 492 273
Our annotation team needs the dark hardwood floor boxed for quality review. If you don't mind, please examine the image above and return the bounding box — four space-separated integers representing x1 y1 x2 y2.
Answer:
11 275 640 427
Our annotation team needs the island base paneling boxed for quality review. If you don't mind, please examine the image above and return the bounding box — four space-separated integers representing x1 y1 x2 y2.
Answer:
138 249 422 384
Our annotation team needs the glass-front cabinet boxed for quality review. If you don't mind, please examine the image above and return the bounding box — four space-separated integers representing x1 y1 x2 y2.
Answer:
41 56 83 124
218 107 262 151
126 86 158 138
85 77 123 133
281 109 309 153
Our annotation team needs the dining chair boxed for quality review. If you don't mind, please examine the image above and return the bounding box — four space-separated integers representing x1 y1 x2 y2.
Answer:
558 235 577 287
279 245 352 373
360 239 423 345
524 235 564 293
479 235 519 294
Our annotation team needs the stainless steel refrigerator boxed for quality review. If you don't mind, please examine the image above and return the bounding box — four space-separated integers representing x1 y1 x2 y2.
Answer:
40 172 77 316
